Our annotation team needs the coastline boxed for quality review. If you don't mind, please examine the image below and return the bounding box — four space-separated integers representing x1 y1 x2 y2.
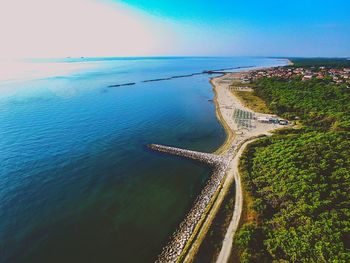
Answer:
152 63 288 263
180 71 269 262
212 78 235 155
205 66 290 263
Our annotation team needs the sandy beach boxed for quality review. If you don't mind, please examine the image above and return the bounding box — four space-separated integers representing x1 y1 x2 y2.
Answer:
183 71 282 263
212 71 282 263
151 68 286 263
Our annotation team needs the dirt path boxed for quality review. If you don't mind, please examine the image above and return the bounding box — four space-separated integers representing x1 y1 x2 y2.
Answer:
152 70 283 263
178 71 280 263
215 139 256 263
212 72 281 263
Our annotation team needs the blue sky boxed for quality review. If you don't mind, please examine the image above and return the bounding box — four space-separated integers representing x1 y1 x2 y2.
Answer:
117 0 350 57
0 0 349 58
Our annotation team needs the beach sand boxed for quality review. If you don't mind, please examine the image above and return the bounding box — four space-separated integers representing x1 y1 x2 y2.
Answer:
182 71 283 263
154 69 286 263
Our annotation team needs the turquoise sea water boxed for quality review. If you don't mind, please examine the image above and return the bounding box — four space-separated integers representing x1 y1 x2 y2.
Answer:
0 57 286 263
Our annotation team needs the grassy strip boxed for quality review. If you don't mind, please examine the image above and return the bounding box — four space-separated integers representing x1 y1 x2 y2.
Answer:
186 136 267 263
230 82 256 88
231 90 272 114
194 183 236 263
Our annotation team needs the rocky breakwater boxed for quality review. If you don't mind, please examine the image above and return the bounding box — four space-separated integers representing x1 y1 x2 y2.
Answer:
147 144 229 263
148 144 224 166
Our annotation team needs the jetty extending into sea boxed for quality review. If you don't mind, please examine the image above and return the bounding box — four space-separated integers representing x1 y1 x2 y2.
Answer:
149 67 288 263
148 144 230 262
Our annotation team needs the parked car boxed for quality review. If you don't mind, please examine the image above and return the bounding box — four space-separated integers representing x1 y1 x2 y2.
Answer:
279 120 289 125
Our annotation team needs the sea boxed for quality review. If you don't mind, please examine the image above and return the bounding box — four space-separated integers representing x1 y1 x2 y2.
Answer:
0 57 286 263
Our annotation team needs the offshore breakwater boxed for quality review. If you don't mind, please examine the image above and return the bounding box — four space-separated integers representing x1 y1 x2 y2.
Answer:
107 65 255 87
108 82 136 88
148 144 229 263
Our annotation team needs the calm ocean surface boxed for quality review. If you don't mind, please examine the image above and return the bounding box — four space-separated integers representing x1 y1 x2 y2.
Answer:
0 57 286 263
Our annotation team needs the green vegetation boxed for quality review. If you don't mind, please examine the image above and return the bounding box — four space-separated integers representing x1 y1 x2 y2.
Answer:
235 73 350 262
237 132 350 262
254 78 350 131
290 58 350 68
231 82 257 88
195 184 235 263
233 90 272 114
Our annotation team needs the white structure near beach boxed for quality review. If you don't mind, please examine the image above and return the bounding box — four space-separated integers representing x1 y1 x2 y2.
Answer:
257 116 270 123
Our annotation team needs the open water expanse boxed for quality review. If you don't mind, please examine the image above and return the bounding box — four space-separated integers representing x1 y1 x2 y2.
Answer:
0 57 285 263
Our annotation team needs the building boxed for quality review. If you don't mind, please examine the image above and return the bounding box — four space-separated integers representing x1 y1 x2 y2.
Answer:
257 116 270 123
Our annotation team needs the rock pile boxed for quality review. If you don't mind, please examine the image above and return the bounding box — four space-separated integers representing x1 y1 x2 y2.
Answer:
148 144 230 263
148 144 225 166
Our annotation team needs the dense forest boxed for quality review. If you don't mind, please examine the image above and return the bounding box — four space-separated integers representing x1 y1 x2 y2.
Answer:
254 78 350 131
235 61 350 262
289 58 350 68
237 132 350 262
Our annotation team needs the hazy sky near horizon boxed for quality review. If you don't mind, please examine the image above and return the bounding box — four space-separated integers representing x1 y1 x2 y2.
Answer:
0 0 349 58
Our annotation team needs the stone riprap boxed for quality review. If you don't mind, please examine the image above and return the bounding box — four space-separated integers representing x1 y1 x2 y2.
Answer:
147 144 230 263
148 144 225 166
